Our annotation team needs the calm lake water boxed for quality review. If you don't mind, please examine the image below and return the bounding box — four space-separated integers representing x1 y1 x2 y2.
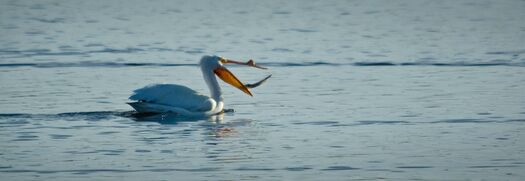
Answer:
1 0 525 180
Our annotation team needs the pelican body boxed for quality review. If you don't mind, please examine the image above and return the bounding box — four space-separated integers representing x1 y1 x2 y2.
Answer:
128 55 269 117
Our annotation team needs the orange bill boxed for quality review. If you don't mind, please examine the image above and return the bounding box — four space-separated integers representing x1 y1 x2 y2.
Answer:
214 67 253 96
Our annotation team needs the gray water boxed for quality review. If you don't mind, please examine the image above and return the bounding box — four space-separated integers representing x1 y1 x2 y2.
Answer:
1 0 525 180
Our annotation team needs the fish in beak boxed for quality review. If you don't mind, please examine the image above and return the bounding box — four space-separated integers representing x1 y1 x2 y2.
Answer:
214 58 271 96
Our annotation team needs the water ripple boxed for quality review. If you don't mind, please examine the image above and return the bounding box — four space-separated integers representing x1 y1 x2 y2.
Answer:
0 47 174 58
0 168 222 174
234 167 277 171
1 112 521 126
1 61 523 68
396 166 434 169
321 166 360 171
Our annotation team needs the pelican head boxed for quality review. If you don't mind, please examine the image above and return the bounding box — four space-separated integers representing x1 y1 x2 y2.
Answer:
199 55 267 97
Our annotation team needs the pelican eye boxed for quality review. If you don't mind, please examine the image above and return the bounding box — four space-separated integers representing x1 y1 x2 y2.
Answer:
219 57 228 64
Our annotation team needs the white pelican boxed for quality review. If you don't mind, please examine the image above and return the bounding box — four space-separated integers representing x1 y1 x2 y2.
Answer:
128 55 270 117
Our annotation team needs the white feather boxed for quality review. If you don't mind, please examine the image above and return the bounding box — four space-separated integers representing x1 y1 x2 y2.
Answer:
129 84 215 112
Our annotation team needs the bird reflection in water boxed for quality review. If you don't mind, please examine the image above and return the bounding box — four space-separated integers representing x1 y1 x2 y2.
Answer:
129 110 248 138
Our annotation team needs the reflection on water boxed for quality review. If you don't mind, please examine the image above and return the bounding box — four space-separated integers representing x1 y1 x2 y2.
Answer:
130 112 247 138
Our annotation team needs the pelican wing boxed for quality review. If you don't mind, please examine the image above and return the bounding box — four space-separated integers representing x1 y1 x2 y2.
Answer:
129 84 214 112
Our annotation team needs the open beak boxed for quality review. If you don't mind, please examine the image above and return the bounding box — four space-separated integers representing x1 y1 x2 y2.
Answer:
215 57 271 96
214 67 253 96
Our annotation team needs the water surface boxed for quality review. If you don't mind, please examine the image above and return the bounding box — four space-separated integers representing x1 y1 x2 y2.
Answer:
1 0 525 180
